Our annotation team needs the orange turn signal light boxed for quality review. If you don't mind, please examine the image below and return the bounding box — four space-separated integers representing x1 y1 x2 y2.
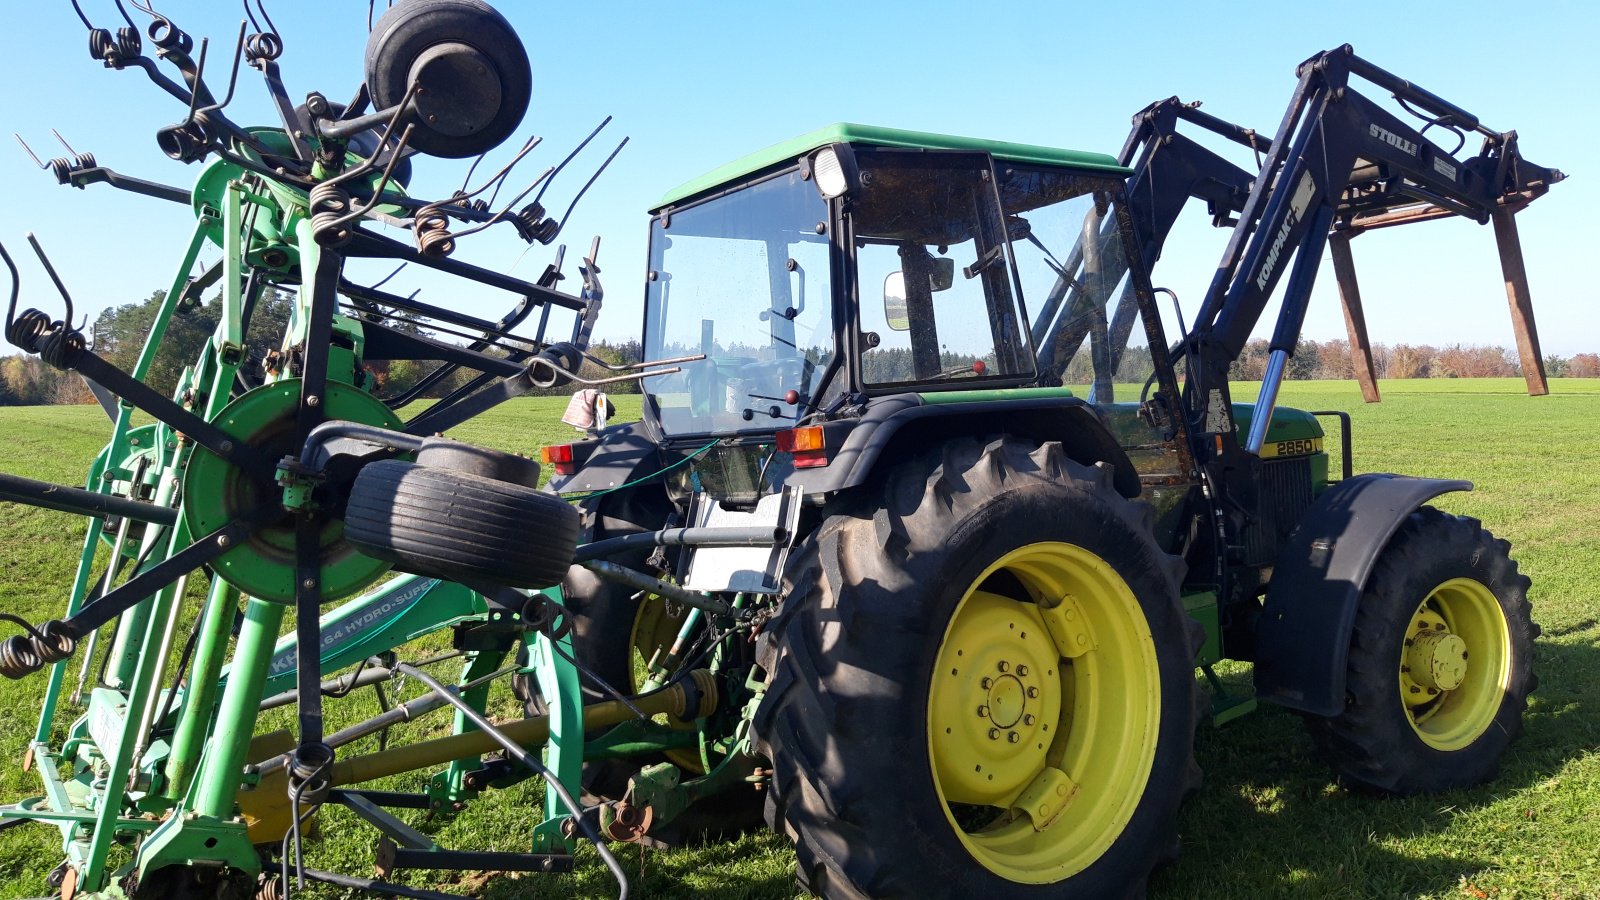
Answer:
539 443 578 475
776 426 827 468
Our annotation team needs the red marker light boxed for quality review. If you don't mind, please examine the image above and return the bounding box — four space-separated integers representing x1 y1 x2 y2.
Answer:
972 360 987 375
776 425 828 468
539 443 578 475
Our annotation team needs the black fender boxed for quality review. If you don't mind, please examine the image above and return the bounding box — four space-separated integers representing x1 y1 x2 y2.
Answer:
1253 473 1472 716
785 393 1141 498
546 420 661 494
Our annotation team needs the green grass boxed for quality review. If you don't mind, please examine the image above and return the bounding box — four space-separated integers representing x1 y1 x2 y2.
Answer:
0 380 1597 898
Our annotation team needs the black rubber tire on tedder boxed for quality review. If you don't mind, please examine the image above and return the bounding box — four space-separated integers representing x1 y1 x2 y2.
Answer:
344 458 578 589
1305 506 1537 795
755 436 1201 900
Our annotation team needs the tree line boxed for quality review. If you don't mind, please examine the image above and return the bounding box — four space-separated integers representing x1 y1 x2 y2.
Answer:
0 290 1593 407
1226 338 1600 381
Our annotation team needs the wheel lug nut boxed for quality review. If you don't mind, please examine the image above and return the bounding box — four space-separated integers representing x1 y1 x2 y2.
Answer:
981 677 993 689
1409 686 1420 694
977 705 989 718
1007 732 1019 744
1023 714 1036 726
997 661 1009 673
1026 687 1039 699
1016 664 1028 677
988 728 1000 741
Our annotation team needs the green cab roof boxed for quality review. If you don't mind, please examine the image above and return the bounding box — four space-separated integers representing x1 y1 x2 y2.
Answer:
652 122 1130 211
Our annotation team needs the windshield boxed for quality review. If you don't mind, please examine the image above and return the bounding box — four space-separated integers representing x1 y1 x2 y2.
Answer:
1001 167 1150 402
643 169 834 437
852 151 1032 386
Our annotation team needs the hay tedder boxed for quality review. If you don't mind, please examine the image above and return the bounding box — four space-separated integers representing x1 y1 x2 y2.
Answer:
0 1 1565 898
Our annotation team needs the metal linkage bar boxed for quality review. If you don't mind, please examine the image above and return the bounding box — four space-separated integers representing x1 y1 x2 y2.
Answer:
0 471 178 526
393 663 630 900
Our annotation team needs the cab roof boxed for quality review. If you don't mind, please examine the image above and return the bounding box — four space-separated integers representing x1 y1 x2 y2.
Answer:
652 122 1130 212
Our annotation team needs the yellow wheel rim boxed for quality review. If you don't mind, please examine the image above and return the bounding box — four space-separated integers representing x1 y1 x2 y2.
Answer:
927 542 1161 884
1397 577 1510 751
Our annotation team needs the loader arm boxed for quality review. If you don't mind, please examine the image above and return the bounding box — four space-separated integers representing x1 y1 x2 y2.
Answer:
1180 44 1562 462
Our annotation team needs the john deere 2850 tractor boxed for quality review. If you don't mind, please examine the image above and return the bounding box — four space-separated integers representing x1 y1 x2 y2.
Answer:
540 46 1558 897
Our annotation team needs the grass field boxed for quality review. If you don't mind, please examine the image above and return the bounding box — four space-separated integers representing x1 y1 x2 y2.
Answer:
0 378 1596 899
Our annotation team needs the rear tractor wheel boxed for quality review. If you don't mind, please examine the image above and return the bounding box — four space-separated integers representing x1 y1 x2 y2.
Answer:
756 437 1201 899
1306 506 1537 794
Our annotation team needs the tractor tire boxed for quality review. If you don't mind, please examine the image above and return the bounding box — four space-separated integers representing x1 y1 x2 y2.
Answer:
1304 506 1537 795
509 488 766 840
344 459 578 588
755 436 1201 899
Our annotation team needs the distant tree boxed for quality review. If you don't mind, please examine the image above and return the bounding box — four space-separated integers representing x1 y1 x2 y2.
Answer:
1313 339 1354 380
1568 353 1600 377
1389 344 1430 379
1285 338 1321 380
1544 353 1569 377
1229 339 1270 381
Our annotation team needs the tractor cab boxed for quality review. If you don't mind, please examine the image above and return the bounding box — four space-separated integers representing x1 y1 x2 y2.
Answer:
617 123 1291 503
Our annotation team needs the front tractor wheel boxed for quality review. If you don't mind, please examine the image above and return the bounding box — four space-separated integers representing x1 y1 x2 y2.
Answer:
1307 507 1537 794
756 437 1200 899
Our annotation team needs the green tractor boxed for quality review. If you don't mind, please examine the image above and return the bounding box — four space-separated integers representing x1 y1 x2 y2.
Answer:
0 10 1561 895
540 48 1558 897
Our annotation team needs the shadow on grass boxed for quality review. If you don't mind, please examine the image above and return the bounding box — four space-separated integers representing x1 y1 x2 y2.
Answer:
1149 637 1600 899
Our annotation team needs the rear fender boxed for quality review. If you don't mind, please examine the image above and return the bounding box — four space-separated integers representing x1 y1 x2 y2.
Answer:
786 395 1140 498
1253 473 1472 716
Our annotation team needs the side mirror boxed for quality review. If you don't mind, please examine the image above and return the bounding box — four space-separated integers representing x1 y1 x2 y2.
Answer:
883 272 910 331
884 259 956 332
365 0 532 159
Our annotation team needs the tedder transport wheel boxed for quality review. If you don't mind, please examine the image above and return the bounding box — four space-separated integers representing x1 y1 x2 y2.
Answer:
344 459 579 588
756 437 1201 899
1305 506 1537 794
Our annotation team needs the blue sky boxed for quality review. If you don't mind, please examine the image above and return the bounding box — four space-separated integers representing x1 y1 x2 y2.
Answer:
1 1 1593 356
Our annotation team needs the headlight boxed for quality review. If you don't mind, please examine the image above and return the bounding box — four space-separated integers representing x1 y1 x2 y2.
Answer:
812 146 849 199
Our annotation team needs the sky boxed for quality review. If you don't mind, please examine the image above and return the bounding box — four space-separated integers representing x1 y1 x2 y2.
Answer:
0 0 1594 359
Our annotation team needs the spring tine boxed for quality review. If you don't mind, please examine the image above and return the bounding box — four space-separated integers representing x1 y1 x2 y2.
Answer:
13 134 46 169
325 81 418 187
24 233 74 325
549 137 628 243
533 115 612 209
196 21 248 116
323 124 415 231
482 136 541 208
110 0 138 29
444 165 555 242
182 36 209 124
69 0 95 30
249 0 279 41
366 263 407 291
243 0 262 33
50 129 79 156
456 150 488 194
461 135 541 204
1 241 20 329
